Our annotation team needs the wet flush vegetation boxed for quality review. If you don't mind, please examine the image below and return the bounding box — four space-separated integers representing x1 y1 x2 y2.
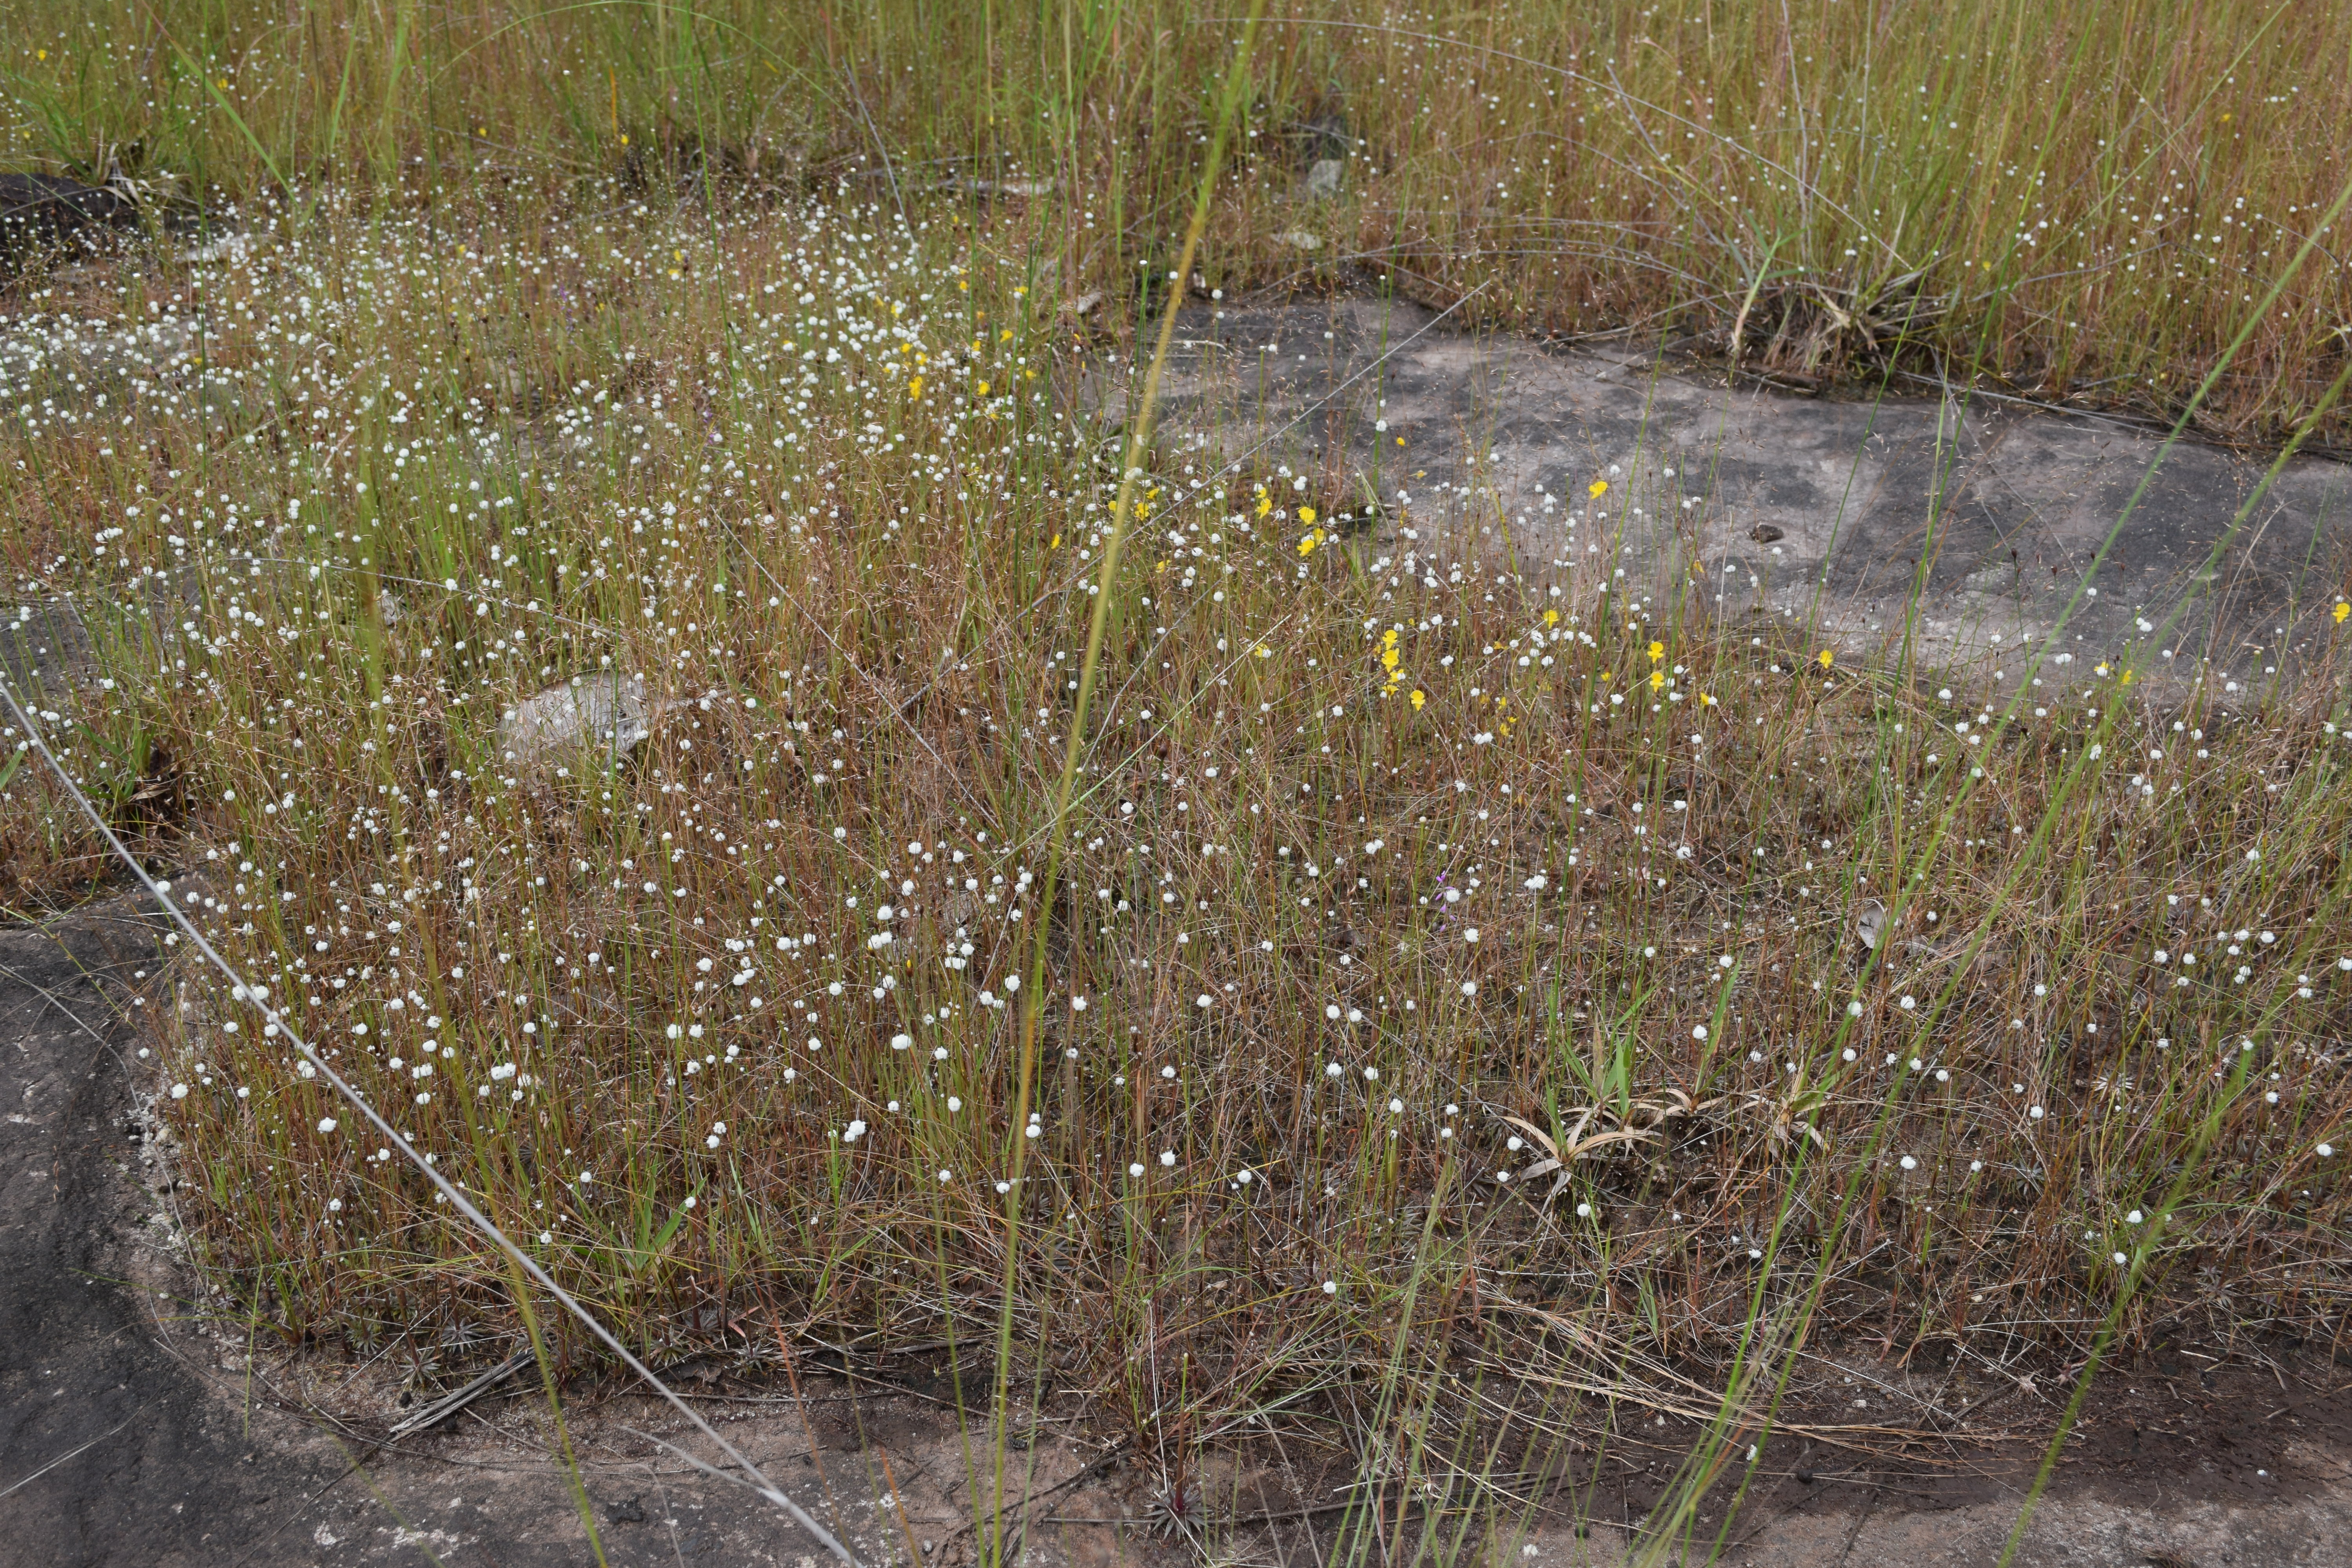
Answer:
1 0 2350 1552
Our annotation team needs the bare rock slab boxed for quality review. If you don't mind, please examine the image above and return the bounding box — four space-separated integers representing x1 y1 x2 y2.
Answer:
1102 296 2352 686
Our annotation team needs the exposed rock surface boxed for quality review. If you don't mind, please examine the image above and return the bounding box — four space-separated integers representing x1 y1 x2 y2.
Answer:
1096 294 2352 687
0 172 142 271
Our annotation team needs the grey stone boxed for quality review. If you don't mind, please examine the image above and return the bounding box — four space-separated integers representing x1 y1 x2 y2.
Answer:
0 172 142 272
1303 158 1345 199
1102 295 2352 689
2 577 186 711
496 673 657 768
0 600 99 707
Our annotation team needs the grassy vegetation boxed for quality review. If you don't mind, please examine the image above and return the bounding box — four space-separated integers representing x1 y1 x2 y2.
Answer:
4 1 2352 1559
9 0 2352 445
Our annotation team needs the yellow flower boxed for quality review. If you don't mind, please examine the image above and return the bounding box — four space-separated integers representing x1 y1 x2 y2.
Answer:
907 376 923 398
1588 479 1609 499
2335 600 2350 624
976 380 991 396
1382 628 1399 648
1650 669 1665 691
1256 494 1273 519
1298 529 1325 556
1647 640 1664 663
1410 689 1426 710
1543 609 1560 627
1049 533 1061 548
1817 649 1834 669
1599 670 1611 682
1381 648 1400 671
1299 505 1317 526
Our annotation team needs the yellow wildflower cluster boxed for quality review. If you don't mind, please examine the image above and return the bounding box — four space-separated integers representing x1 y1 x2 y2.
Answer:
1379 627 1405 697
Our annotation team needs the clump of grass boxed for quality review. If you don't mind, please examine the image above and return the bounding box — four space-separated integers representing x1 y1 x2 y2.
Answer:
7 165 2345 1466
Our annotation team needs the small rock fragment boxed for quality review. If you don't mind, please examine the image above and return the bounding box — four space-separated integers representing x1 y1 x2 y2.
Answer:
499 673 655 766
1303 158 1345 199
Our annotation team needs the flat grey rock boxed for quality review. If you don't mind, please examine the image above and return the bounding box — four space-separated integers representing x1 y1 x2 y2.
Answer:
1101 296 2352 689
497 671 659 769
3 575 196 714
